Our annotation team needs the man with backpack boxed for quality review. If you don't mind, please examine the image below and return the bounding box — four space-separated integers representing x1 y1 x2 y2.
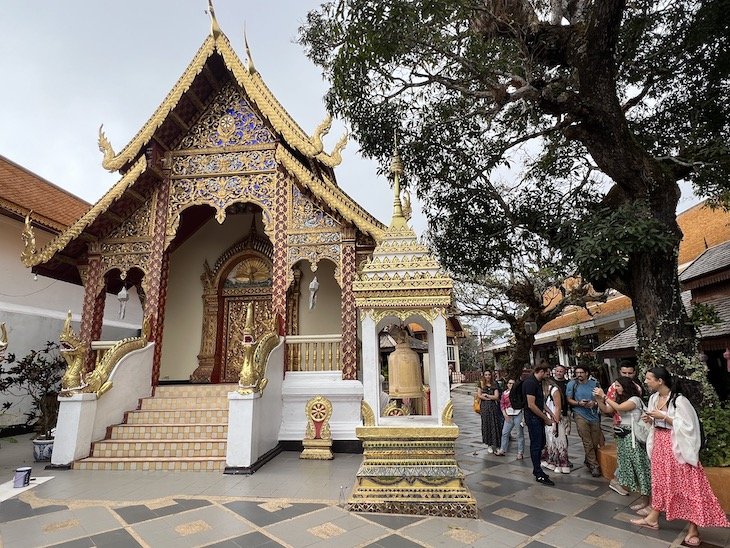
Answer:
566 365 602 477
518 362 555 486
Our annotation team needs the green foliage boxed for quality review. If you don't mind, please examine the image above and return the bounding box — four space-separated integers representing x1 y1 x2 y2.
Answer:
456 332 481 372
0 342 65 439
689 302 722 329
700 404 730 467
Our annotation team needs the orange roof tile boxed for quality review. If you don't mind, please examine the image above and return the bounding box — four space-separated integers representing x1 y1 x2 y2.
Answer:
539 295 633 332
677 201 730 265
0 155 89 230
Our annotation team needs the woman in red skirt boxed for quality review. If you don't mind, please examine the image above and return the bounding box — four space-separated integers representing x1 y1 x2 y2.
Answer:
631 366 729 546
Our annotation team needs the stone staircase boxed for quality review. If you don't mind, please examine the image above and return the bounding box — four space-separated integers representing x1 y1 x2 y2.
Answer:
74 384 236 471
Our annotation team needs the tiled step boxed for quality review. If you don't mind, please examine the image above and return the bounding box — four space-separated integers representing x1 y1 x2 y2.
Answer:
125 408 228 424
140 396 230 410
90 440 227 458
110 423 228 440
74 385 233 472
154 384 238 398
74 457 227 471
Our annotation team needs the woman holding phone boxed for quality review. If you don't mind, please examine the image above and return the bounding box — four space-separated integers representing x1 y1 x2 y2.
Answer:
630 367 729 546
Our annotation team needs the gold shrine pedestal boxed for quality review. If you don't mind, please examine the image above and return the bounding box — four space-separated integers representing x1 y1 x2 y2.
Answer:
347 424 477 518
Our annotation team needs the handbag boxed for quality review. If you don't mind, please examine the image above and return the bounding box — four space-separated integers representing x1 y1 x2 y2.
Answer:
613 426 631 438
473 394 481 414
631 398 650 447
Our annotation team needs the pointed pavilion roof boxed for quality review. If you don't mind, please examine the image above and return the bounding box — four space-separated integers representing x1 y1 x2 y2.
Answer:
25 13 386 279
354 146 453 311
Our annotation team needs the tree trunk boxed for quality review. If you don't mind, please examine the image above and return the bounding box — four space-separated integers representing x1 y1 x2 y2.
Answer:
507 329 534 381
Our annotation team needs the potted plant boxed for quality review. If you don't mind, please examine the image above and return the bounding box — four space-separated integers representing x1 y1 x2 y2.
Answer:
0 341 65 461
700 404 730 512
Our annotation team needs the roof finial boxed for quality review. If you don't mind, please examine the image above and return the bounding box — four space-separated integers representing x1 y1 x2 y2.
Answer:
389 133 406 228
244 25 257 74
207 0 222 38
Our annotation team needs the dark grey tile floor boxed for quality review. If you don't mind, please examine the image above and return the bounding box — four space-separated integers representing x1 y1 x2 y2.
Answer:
0 389 727 547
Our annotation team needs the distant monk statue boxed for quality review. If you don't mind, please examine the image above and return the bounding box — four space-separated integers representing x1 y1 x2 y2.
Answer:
308 276 320 310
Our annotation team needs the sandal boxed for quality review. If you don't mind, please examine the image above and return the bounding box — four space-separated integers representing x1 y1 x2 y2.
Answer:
683 534 701 547
630 517 658 530
516 453 524 460
630 501 647 511
494 450 505 456
636 507 652 516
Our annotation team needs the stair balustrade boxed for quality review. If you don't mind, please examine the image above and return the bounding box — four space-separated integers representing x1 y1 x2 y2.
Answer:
285 334 342 372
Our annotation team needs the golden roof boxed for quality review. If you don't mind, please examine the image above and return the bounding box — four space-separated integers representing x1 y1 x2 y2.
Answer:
98 32 347 172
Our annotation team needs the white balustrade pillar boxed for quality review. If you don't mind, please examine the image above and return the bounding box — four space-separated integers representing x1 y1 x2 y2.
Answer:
51 393 97 466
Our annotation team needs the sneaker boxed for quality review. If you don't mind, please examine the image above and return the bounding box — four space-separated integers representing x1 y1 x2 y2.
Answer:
536 475 555 486
516 453 524 460
610 479 629 496
494 450 505 456
558 466 571 474
541 461 555 470
487 446 494 454
590 467 601 478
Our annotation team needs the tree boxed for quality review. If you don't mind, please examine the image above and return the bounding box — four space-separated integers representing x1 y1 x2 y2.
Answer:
300 1 729 404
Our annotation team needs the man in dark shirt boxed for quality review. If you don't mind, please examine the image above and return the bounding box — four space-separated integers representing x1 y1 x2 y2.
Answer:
523 362 554 485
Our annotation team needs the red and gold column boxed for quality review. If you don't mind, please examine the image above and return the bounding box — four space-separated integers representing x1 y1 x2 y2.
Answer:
79 255 105 374
271 172 289 332
341 229 357 380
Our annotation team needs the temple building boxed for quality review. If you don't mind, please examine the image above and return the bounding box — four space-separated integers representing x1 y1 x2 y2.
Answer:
19 9 458 474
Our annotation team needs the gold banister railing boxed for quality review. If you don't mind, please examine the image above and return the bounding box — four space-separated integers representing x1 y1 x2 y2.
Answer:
285 334 342 372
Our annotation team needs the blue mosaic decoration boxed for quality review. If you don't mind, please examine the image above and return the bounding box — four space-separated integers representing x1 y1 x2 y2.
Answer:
179 83 275 149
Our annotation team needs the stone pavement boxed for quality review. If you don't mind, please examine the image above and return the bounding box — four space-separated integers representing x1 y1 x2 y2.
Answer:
0 391 727 547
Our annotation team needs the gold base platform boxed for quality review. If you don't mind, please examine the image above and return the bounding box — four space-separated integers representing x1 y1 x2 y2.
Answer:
347 425 477 518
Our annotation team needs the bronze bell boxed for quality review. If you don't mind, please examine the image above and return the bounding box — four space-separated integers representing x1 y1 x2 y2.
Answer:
387 327 423 398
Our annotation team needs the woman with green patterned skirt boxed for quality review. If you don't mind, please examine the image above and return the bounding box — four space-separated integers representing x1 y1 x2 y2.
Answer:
594 377 651 508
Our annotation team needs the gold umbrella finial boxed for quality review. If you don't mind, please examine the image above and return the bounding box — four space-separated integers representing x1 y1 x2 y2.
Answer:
389 133 406 227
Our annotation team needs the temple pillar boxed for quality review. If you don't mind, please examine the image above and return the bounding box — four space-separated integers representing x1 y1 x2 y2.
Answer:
341 231 357 379
271 172 289 329
143 177 171 386
79 255 105 373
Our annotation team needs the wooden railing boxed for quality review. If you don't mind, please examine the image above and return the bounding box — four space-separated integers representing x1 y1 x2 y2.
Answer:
285 335 342 372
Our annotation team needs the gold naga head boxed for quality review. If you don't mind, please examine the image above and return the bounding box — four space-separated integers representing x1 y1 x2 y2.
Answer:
59 311 83 354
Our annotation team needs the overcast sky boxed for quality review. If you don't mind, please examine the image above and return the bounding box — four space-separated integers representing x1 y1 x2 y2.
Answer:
0 1 426 233
0 0 700 241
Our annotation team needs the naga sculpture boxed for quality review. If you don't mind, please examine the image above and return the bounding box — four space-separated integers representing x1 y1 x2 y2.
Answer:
59 311 87 394
0 322 8 358
20 213 37 267
237 302 279 395
82 316 151 397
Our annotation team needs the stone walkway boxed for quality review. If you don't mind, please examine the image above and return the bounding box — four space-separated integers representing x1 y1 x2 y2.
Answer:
0 391 727 547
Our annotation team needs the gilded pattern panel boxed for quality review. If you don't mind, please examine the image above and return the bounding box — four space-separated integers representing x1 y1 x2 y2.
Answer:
105 198 155 239
178 83 275 149
171 149 276 176
290 185 340 230
166 173 277 245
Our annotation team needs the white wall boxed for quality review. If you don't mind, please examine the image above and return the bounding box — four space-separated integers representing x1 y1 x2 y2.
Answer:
296 260 342 335
160 212 258 381
0 214 141 427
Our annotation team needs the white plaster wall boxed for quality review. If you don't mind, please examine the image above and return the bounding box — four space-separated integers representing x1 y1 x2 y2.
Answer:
296 260 341 335
0 214 140 427
92 343 154 440
160 212 257 381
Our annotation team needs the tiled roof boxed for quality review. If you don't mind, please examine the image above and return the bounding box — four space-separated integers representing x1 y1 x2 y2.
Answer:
677 201 730 266
0 155 89 230
594 292 730 352
679 240 730 283
539 295 633 332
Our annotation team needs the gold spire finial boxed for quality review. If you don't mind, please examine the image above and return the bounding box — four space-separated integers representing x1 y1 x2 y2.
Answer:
244 26 257 74
208 0 222 38
389 134 406 228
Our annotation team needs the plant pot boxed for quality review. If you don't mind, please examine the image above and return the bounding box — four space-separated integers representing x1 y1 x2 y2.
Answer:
32 438 54 462
705 466 730 513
